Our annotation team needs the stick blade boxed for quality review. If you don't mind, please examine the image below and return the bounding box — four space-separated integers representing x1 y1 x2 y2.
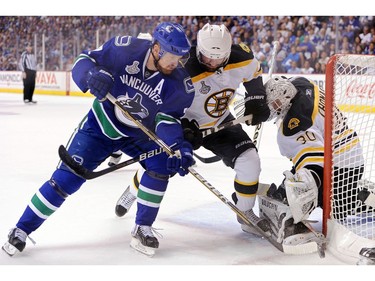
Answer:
58 145 88 178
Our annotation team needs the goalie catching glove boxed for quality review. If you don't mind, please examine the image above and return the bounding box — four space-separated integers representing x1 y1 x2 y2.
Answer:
167 141 195 176
283 168 319 223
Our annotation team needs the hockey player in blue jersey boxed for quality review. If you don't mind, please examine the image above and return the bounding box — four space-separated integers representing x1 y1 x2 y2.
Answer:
2 22 195 257
114 23 271 246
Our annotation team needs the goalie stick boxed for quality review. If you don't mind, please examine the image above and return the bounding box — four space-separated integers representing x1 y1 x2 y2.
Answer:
104 92 292 253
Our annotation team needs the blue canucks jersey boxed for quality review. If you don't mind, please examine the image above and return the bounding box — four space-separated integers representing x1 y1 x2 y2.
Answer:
72 36 195 143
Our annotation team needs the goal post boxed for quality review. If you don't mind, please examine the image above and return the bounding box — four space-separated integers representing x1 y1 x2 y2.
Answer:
324 54 375 262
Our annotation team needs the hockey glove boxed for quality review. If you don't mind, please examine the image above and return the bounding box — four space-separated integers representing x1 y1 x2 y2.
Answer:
181 118 203 150
167 141 195 176
87 66 114 101
244 94 270 126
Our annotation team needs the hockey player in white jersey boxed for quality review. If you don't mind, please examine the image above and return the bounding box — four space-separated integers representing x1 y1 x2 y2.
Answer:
115 23 271 248
258 76 365 250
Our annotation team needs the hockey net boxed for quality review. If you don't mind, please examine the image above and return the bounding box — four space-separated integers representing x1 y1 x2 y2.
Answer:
324 54 375 262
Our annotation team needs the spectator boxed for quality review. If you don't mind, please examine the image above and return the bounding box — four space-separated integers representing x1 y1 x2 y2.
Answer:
1 16 375 73
342 25 355 42
314 62 323 74
300 60 314 74
320 62 326 74
364 42 375 55
359 25 372 45
318 50 329 66
308 51 319 67
282 45 301 72
355 44 364 54
340 36 353 54
287 60 301 74
298 35 316 60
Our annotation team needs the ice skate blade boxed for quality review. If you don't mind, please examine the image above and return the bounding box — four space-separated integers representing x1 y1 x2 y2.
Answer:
130 237 156 257
241 224 264 238
2 242 19 257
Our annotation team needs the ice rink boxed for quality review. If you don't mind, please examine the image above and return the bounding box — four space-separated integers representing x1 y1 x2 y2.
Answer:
1 93 374 278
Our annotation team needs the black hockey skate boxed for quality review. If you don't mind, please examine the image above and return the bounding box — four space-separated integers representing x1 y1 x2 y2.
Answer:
130 225 160 257
2 228 27 256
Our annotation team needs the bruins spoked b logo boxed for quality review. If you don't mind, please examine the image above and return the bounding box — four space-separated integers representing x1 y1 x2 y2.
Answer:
204 89 234 118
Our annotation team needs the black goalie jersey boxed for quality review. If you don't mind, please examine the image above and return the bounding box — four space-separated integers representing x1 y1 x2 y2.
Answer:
277 77 364 171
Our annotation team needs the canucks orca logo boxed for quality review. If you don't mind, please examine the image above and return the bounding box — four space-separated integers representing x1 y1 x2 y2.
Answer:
115 93 149 127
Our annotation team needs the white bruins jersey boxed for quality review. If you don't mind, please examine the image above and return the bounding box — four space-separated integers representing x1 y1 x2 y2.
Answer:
277 77 364 170
183 43 263 129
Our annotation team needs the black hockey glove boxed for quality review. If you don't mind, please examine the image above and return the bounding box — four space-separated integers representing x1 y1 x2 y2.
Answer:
244 97 270 126
87 66 114 101
181 118 203 150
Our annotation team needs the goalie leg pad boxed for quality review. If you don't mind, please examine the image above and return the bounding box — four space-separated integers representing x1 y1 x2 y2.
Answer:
258 195 293 243
284 168 318 223
259 195 323 255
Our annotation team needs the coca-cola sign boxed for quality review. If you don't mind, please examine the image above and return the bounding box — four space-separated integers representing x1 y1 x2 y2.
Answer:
345 79 375 99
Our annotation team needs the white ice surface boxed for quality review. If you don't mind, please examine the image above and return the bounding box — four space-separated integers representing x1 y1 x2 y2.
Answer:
1 93 374 279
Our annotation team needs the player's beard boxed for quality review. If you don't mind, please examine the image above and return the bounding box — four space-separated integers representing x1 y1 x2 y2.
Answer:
155 62 175 75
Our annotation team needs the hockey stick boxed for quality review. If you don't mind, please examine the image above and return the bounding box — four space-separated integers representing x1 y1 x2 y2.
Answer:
58 114 253 177
105 92 286 252
193 152 221 164
251 41 279 148
201 114 252 138
193 114 253 163
58 145 165 180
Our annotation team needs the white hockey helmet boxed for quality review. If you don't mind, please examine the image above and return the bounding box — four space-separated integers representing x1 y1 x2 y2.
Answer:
265 76 297 120
196 23 232 70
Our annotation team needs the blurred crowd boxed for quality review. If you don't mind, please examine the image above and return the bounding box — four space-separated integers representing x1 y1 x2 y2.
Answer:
1 16 374 73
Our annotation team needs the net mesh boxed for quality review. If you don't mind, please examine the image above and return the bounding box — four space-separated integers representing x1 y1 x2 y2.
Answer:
330 54 375 240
